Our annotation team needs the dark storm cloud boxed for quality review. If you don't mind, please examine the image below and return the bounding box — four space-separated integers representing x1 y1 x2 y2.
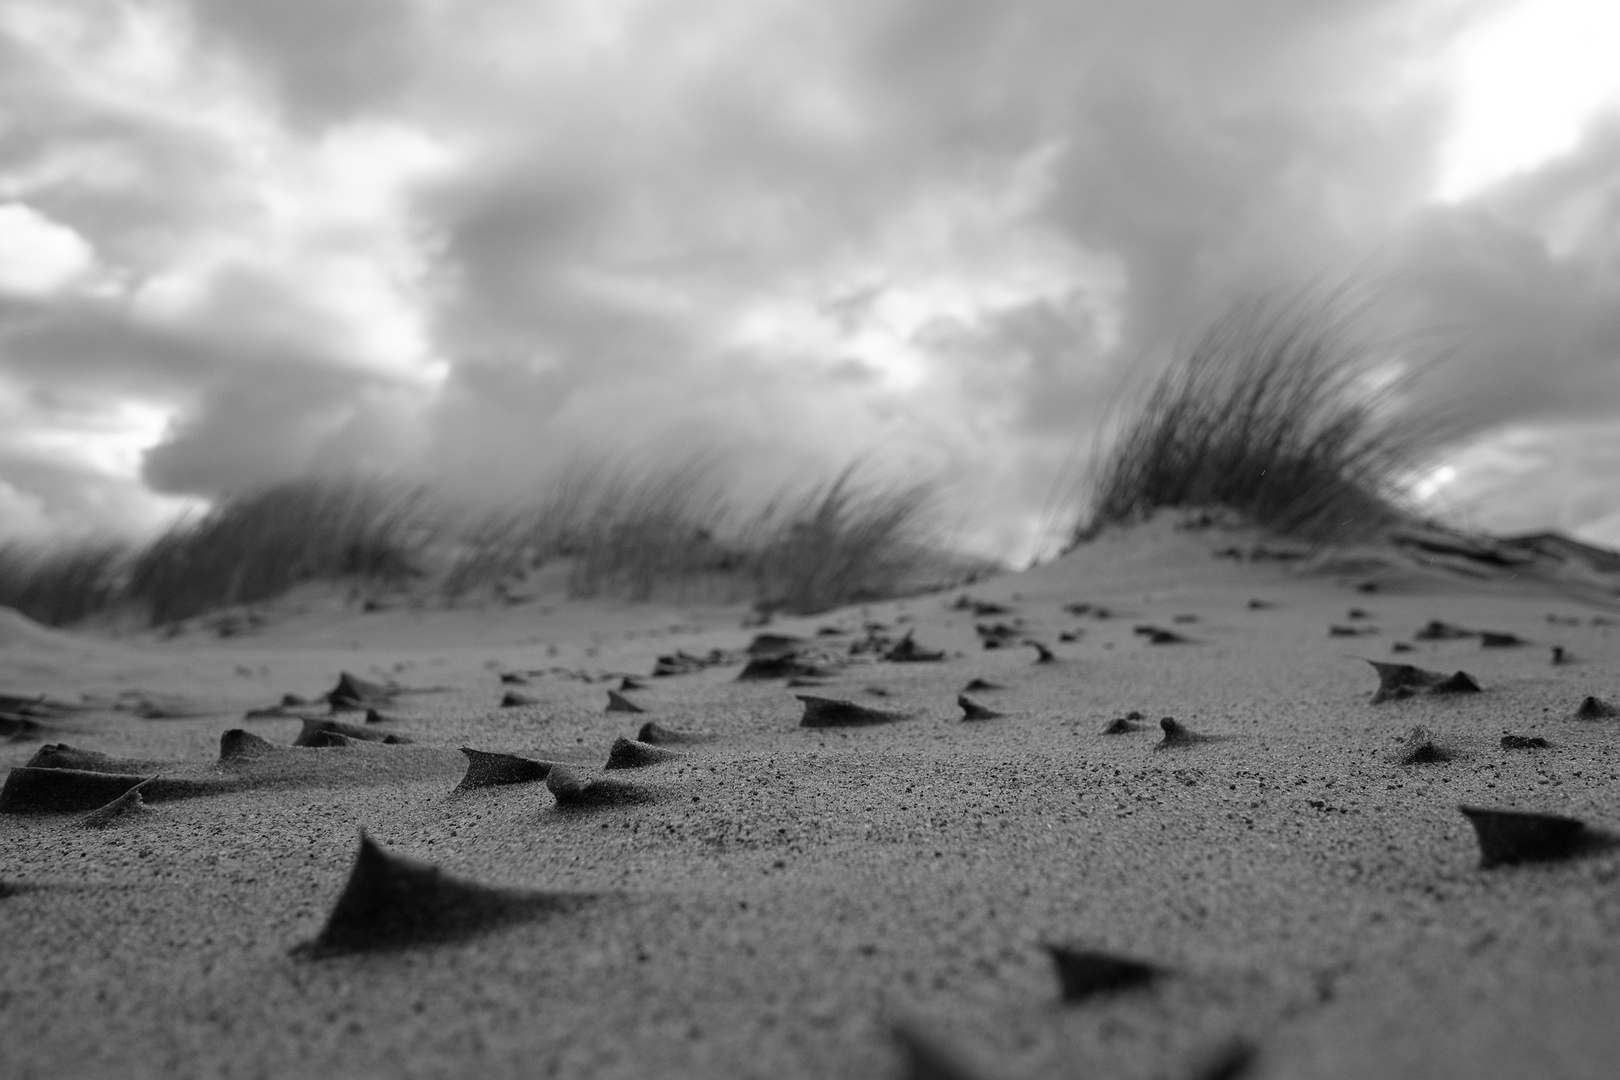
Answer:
1388 115 1620 432
186 0 425 123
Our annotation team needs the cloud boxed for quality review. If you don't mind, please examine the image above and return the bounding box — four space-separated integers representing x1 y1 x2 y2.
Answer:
0 202 95 295
4 0 1620 559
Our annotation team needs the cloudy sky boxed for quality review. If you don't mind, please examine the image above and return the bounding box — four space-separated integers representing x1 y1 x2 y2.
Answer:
2 0 1619 561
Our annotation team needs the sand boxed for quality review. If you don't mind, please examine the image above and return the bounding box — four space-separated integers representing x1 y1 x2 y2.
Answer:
3 514 1619 1079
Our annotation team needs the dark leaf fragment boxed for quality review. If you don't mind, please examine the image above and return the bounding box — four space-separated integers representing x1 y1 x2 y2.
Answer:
957 695 1002 721
1395 725 1450 765
454 748 557 791
1043 944 1161 1003
736 654 829 681
885 631 944 662
636 721 711 745
1155 717 1212 749
1575 695 1618 719
1459 805 1609 868
324 671 398 710
889 1021 989 1080
26 743 165 774
797 695 907 728
0 768 224 813
1500 735 1549 750
605 690 645 713
293 832 589 956
219 729 279 761
545 764 649 808
746 633 806 656
80 780 154 828
604 736 680 769
295 718 411 747
1190 1039 1259 1080
1414 620 1474 641
1367 661 1480 703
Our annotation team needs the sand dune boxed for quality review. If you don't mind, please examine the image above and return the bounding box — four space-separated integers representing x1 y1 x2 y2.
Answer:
3 513 1619 1079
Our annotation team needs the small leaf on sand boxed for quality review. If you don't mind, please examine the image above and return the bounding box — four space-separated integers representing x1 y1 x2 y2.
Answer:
605 690 645 714
637 721 711 745
746 633 806 656
1458 805 1609 868
1154 717 1210 749
1135 625 1191 644
295 718 410 747
324 671 398 710
500 691 539 708
292 832 590 956
1575 695 1618 719
79 779 154 828
604 736 681 769
545 765 649 808
454 749 556 791
1367 661 1480 703
797 695 907 728
1190 1039 1259 1080
1500 735 1549 750
219 729 278 761
885 632 945 662
889 1021 988 1080
1395 725 1450 765
1479 631 1524 648
1414 620 1475 641
26 744 166 774
0 768 223 813
1043 944 1161 1003
736 654 830 681
958 695 1002 721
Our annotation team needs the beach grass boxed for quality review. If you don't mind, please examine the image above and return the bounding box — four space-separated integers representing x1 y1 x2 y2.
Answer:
0 459 961 628
1078 285 1442 545
0 542 127 628
126 478 434 626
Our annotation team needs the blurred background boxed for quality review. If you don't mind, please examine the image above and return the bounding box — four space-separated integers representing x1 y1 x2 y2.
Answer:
2 0 1619 566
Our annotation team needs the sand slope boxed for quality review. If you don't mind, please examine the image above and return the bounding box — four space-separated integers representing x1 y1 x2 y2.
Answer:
3 515 1619 1079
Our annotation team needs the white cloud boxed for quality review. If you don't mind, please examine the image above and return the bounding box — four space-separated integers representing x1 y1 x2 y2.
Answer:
0 202 94 295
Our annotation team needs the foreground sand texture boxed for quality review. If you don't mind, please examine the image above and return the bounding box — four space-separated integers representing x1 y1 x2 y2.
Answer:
4 517 1620 1079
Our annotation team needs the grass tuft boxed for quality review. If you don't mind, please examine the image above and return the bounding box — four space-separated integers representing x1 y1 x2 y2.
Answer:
1079 284 1443 545
0 543 127 628
0 460 966 628
748 465 939 615
126 478 431 626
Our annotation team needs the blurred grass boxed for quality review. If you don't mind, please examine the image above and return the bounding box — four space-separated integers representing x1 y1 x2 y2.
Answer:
1078 284 1445 544
0 459 967 628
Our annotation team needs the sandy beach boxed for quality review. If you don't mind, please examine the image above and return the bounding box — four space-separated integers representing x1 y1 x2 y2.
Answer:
4 514 1619 1080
